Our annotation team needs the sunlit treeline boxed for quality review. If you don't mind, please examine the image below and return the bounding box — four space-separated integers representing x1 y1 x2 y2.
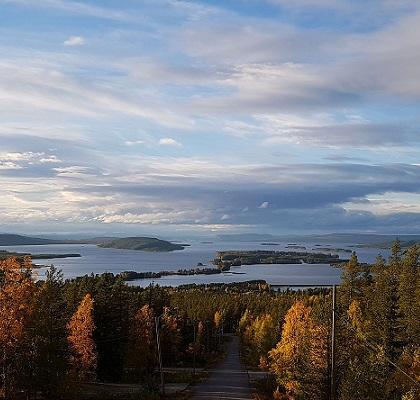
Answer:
0 258 229 399
0 241 418 400
239 242 419 400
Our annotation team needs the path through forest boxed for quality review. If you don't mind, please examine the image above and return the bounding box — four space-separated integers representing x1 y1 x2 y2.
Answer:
191 335 252 399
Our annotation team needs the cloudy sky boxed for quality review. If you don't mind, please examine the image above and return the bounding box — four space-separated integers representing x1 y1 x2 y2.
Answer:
1 0 420 236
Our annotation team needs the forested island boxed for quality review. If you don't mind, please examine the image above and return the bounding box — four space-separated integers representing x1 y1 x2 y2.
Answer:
121 249 352 280
0 233 188 253
313 247 353 253
214 250 349 270
97 237 187 252
120 267 221 281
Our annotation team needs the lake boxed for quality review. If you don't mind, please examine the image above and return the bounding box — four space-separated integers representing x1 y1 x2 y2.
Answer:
0 241 390 287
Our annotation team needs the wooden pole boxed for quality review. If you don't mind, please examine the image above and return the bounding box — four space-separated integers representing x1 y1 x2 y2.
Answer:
330 285 337 400
155 316 165 394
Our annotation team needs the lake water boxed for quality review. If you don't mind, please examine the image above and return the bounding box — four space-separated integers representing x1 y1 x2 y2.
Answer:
0 241 390 287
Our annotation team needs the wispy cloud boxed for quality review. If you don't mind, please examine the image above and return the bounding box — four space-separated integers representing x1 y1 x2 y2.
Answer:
2 0 134 21
63 35 84 46
159 138 182 147
1 0 420 234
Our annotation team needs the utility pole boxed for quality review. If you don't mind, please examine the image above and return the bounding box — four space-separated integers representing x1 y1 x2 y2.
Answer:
155 315 165 395
330 285 337 400
193 321 196 375
266 284 341 400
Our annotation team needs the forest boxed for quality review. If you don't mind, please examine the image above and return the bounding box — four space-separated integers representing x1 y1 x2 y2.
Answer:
0 241 418 399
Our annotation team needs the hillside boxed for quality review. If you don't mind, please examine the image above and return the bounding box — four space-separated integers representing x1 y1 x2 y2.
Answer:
358 239 420 249
97 237 186 252
0 234 66 246
218 232 420 244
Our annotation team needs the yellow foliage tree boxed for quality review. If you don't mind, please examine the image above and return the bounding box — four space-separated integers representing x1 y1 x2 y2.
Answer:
214 310 223 329
268 301 328 400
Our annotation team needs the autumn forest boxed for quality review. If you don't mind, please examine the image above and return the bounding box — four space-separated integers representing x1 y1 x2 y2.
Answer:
0 241 419 400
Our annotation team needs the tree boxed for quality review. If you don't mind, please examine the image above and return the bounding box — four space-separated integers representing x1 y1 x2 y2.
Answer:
397 245 420 345
214 310 223 329
338 300 388 400
340 252 361 309
268 301 328 400
25 266 69 397
160 307 181 366
67 293 97 381
124 304 156 382
0 257 36 398
241 313 277 367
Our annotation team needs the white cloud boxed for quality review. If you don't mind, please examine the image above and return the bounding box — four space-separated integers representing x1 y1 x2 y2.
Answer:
259 201 269 209
53 166 93 177
341 192 420 215
220 214 230 220
39 155 61 163
63 36 85 46
0 161 22 170
159 137 182 147
125 140 144 146
0 151 62 166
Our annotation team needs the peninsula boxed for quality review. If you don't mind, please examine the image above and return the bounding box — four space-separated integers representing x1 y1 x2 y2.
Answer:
0 250 81 265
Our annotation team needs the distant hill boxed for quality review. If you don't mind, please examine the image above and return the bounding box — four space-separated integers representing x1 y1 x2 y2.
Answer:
218 233 283 242
305 233 420 244
357 240 420 249
0 234 67 246
218 232 420 244
98 237 186 252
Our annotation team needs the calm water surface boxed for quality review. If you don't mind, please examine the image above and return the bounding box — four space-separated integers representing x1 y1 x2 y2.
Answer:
1 241 390 287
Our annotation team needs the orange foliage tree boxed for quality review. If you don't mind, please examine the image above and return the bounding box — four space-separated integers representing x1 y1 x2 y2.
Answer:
0 257 36 398
67 293 97 381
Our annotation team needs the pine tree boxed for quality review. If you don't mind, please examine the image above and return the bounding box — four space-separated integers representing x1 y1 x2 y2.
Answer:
160 307 181 366
124 304 156 382
26 266 69 396
397 245 419 345
340 252 361 309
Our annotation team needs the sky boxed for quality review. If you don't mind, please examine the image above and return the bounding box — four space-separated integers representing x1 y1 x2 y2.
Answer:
0 0 420 237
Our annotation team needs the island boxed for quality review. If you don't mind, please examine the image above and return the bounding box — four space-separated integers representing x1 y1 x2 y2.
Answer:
213 250 349 270
98 237 187 252
120 267 221 281
312 247 352 253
